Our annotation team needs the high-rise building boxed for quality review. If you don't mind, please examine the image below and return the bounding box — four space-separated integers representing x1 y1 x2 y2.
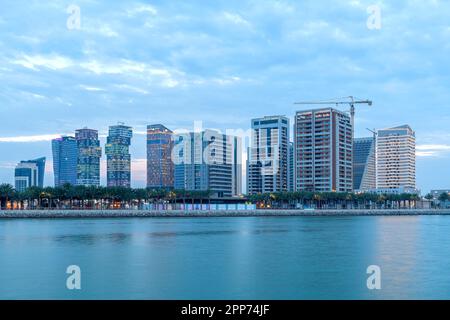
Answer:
376 125 416 190
288 141 294 192
52 136 78 186
14 157 46 192
105 124 132 187
173 130 242 197
247 116 289 195
294 108 353 192
75 128 102 186
353 137 376 191
147 124 174 189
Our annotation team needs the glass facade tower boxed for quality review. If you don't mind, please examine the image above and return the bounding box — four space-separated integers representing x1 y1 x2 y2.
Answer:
353 137 376 191
147 124 174 189
14 157 46 192
52 136 78 186
173 130 242 197
105 124 132 187
75 128 102 186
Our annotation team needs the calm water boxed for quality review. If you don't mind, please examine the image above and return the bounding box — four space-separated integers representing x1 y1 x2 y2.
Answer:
1 216 450 299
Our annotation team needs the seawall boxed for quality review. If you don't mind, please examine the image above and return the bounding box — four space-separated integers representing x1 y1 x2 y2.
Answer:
1 209 450 219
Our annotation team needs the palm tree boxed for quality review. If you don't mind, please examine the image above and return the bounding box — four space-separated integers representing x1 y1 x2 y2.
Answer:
438 192 450 209
0 184 15 210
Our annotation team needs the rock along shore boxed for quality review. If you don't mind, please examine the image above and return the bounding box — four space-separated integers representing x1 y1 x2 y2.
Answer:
0 209 450 219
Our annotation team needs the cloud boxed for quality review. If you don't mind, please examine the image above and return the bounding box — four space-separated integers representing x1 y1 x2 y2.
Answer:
1 0 450 192
79 85 106 92
222 12 252 28
78 59 184 88
127 4 158 16
0 134 65 143
0 161 17 169
416 144 450 157
11 54 73 71
114 84 149 95
95 25 119 38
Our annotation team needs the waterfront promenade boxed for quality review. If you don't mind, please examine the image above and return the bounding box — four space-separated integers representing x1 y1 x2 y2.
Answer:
0 209 449 218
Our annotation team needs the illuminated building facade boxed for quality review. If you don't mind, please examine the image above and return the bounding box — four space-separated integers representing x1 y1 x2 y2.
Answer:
76 128 102 186
105 124 132 187
146 124 174 189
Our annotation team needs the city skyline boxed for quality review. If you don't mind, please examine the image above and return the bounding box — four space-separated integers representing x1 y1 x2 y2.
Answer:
5 114 419 194
1 1 450 192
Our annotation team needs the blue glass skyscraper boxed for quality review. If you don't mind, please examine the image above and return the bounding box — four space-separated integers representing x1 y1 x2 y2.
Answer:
353 137 376 191
52 136 78 187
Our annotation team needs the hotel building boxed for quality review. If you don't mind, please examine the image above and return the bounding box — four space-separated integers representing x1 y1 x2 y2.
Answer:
52 136 78 186
173 129 242 197
376 125 416 190
105 124 132 187
147 124 174 189
294 108 353 192
75 128 102 186
247 116 290 194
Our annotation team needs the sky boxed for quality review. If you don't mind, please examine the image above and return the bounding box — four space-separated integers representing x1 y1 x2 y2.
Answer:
0 0 449 193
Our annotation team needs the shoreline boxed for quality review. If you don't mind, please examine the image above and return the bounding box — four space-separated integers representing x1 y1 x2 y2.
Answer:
0 209 450 219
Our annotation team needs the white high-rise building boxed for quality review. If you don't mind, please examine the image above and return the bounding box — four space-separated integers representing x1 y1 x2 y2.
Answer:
376 125 416 190
247 116 289 194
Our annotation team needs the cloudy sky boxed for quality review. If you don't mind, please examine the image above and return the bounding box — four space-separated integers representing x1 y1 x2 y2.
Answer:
0 0 449 192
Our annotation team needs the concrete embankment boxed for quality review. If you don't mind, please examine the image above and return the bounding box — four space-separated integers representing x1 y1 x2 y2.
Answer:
0 209 450 219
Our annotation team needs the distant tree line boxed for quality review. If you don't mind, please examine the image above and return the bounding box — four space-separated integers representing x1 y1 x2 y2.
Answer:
0 183 447 210
0 183 212 210
248 191 424 210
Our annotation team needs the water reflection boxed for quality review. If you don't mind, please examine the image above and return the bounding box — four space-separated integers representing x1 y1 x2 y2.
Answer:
53 232 131 244
1 216 450 299
374 216 420 299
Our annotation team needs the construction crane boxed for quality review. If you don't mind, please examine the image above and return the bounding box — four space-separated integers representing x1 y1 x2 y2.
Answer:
294 96 372 128
366 128 377 140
